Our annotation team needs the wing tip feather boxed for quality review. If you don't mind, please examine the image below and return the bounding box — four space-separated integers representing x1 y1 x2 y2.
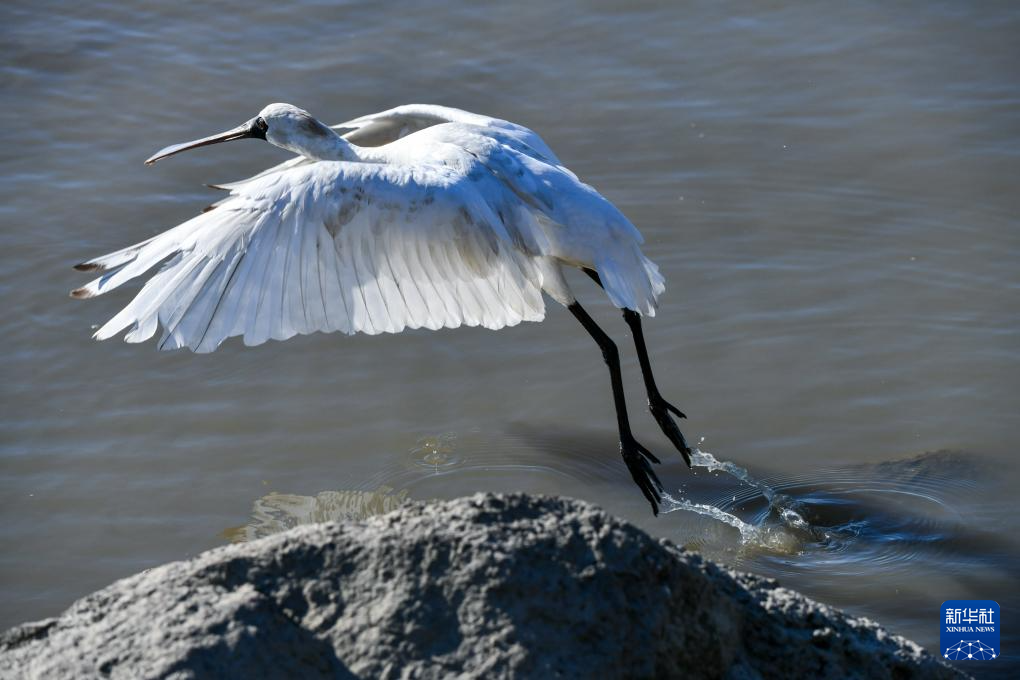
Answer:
70 287 94 299
73 262 105 273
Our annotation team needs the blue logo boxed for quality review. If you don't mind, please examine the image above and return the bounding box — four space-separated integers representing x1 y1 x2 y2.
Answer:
940 600 999 661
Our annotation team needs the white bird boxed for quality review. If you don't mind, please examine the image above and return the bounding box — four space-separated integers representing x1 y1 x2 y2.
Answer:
72 103 691 514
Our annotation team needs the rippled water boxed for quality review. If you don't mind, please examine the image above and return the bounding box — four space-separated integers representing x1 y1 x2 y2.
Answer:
2 1 1018 675
665 449 1018 677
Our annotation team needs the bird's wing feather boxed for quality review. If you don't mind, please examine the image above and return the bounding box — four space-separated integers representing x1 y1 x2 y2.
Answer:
75 161 547 352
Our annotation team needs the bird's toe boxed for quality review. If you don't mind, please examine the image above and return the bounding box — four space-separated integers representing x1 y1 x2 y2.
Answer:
649 397 692 467
621 438 663 515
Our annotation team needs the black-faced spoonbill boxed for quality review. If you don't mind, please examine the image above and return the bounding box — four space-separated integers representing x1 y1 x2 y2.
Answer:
71 103 692 514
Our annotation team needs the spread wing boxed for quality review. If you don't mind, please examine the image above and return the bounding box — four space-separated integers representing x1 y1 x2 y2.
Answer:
73 160 547 353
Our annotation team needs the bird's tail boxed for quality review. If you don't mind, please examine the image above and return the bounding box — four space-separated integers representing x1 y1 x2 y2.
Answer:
594 246 665 316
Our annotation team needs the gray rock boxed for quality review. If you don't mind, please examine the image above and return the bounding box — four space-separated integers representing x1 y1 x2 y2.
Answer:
0 493 963 679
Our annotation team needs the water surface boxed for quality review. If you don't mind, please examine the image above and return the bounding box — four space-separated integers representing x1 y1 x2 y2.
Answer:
2 1 1018 675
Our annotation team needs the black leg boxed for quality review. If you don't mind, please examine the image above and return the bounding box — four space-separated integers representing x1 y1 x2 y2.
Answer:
623 309 692 466
568 301 663 515
584 269 692 466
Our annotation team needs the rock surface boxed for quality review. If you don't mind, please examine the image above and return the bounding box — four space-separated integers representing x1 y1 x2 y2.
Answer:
0 493 963 679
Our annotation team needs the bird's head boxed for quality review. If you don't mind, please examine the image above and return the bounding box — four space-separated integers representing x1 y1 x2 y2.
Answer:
255 103 340 157
144 103 341 165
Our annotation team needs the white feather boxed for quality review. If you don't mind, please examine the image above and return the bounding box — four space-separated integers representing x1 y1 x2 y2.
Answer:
75 105 665 352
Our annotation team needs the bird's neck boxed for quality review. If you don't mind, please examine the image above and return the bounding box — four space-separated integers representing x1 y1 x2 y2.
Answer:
273 122 386 163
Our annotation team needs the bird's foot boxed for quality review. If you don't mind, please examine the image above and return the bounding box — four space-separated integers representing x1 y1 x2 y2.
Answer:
621 435 663 516
648 395 692 467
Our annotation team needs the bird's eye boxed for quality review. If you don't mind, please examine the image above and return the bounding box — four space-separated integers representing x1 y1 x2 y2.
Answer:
255 117 269 132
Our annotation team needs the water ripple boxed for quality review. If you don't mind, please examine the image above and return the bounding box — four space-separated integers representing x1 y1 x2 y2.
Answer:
664 445 1015 585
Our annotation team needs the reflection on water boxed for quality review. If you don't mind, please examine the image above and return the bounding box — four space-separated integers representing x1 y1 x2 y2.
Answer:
223 487 410 543
224 424 645 543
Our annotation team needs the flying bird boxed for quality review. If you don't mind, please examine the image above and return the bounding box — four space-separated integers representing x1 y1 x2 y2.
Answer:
71 103 692 514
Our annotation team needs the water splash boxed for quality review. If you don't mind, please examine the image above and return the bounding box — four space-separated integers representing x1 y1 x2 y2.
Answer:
661 489 804 553
661 491 759 542
661 440 820 552
691 447 777 503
